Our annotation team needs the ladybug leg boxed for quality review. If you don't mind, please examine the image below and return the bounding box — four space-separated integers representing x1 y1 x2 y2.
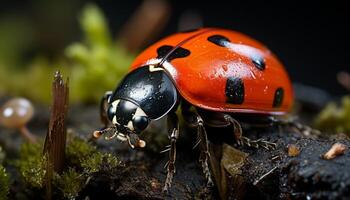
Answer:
224 115 277 150
239 136 277 150
182 104 214 187
223 115 243 144
196 117 214 187
268 116 321 137
99 91 113 128
163 112 179 192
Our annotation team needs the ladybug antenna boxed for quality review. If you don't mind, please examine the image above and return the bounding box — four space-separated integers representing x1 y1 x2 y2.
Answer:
159 28 213 66
126 134 135 149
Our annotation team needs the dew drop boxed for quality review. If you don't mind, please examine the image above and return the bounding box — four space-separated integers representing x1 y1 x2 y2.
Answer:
0 98 34 128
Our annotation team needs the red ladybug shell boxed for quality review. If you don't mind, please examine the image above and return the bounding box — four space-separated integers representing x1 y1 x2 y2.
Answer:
130 28 293 115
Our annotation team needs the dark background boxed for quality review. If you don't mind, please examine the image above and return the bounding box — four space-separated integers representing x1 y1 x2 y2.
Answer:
1 0 348 95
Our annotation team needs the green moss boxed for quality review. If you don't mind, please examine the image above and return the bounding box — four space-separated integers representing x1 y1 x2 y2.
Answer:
0 165 9 200
61 134 121 198
66 135 97 167
66 134 121 174
17 141 47 188
53 168 84 199
15 133 121 198
81 152 121 174
314 96 350 135
80 152 102 174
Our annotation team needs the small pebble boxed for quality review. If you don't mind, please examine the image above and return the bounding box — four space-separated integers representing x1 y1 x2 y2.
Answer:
150 178 161 191
288 144 300 157
0 98 34 128
322 143 348 160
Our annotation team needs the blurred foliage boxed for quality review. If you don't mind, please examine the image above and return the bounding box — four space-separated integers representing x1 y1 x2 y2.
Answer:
0 165 9 200
314 96 350 135
0 4 134 104
0 16 35 68
0 59 66 103
16 133 121 198
66 4 134 103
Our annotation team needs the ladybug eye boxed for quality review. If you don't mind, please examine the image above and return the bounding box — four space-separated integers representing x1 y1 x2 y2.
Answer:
132 116 149 131
107 105 116 122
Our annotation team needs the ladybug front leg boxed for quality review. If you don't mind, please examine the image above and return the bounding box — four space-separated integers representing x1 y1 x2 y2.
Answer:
163 112 179 192
224 115 277 150
181 103 214 187
99 91 113 128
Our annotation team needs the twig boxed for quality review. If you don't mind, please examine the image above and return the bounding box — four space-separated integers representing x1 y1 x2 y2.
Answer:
43 71 69 200
253 166 278 185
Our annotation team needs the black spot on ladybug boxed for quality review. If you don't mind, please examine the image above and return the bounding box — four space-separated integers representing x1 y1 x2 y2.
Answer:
225 77 244 104
157 45 173 58
273 87 284 108
252 56 266 70
207 35 231 47
180 28 200 33
168 47 191 61
157 45 191 62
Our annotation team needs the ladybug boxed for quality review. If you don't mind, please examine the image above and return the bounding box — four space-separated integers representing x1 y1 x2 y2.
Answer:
93 28 293 191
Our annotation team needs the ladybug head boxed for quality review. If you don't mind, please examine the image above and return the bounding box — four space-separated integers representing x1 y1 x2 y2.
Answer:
95 65 178 148
103 99 149 148
107 99 149 132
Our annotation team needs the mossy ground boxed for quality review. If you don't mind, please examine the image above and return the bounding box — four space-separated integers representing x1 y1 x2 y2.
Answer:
14 133 121 199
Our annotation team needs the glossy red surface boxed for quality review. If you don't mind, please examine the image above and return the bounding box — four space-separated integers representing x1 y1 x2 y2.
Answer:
131 28 293 115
